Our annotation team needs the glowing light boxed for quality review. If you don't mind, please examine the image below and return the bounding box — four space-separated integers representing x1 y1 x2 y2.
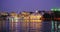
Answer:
51 9 54 11
14 17 18 22
36 10 38 13
51 8 60 11
58 25 60 28
58 9 60 11
30 14 42 22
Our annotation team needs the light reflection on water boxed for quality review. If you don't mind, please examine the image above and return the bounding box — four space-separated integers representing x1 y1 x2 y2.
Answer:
3 21 51 32
0 18 51 32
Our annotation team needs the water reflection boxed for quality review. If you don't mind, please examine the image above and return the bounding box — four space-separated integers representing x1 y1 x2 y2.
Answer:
0 11 59 32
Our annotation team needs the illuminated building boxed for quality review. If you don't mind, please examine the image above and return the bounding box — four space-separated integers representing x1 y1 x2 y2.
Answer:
1 11 60 32
29 11 43 32
9 12 19 32
18 11 43 32
19 11 30 32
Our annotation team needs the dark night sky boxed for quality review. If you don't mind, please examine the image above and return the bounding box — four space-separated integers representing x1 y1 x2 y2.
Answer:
0 0 60 13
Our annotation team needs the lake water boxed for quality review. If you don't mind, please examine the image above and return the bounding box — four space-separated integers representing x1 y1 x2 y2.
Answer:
1 20 52 32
